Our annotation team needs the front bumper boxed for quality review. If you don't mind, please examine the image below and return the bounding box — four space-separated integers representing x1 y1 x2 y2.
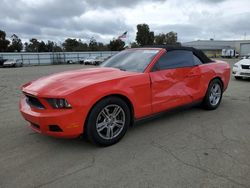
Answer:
19 97 85 138
232 67 250 78
3 63 15 67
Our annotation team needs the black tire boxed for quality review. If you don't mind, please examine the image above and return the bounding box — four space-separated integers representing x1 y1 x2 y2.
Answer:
235 76 242 80
202 79 223 110
85 96 131 146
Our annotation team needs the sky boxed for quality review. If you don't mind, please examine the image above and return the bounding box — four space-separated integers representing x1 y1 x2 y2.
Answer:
0 0 250 44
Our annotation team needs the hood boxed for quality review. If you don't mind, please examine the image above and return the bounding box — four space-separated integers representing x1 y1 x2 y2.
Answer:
22 67 139 97
236 59 250 65
4 61 15 65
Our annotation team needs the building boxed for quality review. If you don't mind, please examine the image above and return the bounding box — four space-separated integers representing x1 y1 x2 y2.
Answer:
183 40 250 57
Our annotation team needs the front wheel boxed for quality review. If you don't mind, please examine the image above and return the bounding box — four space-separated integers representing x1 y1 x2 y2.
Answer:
202 79 223 110
85 97 131 146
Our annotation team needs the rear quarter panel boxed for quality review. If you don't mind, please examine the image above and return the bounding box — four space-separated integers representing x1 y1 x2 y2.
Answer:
199 60 230 98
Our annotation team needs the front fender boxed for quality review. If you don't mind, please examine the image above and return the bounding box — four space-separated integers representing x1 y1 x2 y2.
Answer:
67 73 152 125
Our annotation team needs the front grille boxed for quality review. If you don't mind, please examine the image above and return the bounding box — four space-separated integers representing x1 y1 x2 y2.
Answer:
241 65 250 69
240 72 250 76
25 94 45 109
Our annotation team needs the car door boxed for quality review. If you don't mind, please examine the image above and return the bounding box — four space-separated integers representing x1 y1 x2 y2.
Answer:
149 50 201 114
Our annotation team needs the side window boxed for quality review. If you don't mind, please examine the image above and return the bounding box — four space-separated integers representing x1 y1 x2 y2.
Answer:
153 50 195 71
193 54 203 65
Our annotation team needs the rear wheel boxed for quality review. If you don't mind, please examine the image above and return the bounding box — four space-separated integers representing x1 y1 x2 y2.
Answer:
202 79 223 110
85 97 131 146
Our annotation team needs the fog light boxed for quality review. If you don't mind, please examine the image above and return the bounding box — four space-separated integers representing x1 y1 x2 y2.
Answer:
49 125 63 132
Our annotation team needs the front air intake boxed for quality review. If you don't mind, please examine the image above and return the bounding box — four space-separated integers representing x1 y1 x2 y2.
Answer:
49 125 63 132
25 93 45 109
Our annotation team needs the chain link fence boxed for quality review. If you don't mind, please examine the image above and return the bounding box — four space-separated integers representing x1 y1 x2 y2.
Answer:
0 51 118 66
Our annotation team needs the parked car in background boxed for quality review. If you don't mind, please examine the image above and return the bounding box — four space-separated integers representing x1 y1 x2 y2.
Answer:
241 53 250 59
232 58 250 79
83 57 96 65
20 46 230 146
79 58 85 64
84 56 106 65
95 56 108 65
0 57 7 67
221 49 238 58
66 60 78 64
3 59 23 67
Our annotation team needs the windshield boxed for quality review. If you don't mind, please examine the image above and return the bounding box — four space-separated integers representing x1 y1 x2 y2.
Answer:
101 49 160 72
6 59 14 62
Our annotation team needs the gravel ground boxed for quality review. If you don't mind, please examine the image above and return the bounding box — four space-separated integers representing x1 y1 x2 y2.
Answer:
0 59 250 188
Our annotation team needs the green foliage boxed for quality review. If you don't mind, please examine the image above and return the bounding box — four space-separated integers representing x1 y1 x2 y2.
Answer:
0 27 181 52
25 38 40 52
136 24 154 46
89 38 98 51
25 39 62 52
8 34 23 52
62 37 108 51
62 38 79 51
96 42 109 51
130 42 139 48
154 31 180 45
108 39 125 51
0 30 10 52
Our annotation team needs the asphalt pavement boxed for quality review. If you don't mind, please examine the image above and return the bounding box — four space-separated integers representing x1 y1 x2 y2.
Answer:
0 59 250 188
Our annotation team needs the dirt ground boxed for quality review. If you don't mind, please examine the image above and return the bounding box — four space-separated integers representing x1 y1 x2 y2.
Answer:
0 59 250 188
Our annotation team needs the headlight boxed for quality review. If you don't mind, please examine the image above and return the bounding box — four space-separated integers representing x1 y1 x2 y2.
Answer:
233 64 238 68
46 98 72 109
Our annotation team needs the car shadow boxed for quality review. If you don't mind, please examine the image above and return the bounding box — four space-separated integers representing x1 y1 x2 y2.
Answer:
29 104 206 148
130 104 202 132
234 77 250 82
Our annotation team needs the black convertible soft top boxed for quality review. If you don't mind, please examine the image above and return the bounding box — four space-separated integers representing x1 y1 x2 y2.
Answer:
144 45 213 64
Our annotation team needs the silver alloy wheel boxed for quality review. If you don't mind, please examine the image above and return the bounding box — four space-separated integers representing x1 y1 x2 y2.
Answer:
96 104 125 140
209 83 221 106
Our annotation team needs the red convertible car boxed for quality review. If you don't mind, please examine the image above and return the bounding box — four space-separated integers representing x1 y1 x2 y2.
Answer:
20 46 230 146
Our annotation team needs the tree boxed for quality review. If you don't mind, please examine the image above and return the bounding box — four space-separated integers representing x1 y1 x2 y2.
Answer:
0 30 10 52
45 41 63 52
46 40 55 52
74 39 89 51
136 24 154 46
154 33 166 45
8 34 23 52
154 31 179 45
38 41 47 52
130 42 139 48
89 37 98 51
53 44 63 52
108 39 125 51
96 42 108 51
25 38 40 52
62 38 79 51
165 31 178 45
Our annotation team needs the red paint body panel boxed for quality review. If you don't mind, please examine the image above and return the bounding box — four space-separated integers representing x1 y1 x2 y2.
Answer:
150 66 202 113
19 49 230 138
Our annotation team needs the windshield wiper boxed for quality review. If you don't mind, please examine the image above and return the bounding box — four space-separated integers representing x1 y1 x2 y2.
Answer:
114 66 126 71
